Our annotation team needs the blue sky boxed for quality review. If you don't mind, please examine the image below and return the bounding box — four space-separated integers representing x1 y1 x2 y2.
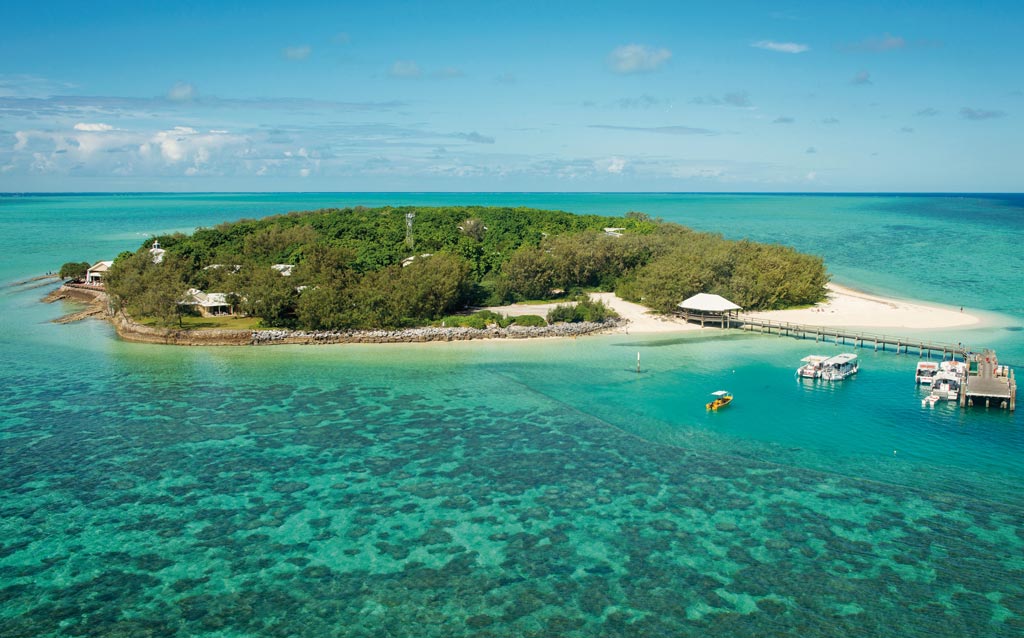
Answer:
0 0 1020 191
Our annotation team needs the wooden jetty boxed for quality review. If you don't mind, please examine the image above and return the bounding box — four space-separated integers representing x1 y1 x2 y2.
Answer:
961 349 1017 411
728 316 969 360
721 316 1015 411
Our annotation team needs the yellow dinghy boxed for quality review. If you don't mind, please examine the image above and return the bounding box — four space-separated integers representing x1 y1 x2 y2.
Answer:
706 390 733 411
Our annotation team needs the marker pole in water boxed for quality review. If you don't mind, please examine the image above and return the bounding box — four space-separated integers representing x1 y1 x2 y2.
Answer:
637 352 641 374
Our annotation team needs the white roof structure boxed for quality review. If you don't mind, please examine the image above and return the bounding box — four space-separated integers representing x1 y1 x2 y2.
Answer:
183 288 231 308
823 353 858 366
88 260 114 273
678 293 741 312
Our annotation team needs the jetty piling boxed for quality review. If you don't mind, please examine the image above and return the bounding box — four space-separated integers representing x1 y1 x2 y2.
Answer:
729 316 970 360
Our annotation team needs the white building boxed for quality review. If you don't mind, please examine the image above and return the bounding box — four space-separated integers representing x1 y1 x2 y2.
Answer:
85 260 114 285
149 240 166 264
181 288 234 317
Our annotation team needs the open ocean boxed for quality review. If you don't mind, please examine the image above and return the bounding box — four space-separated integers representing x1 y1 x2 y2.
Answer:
2 193 1022 637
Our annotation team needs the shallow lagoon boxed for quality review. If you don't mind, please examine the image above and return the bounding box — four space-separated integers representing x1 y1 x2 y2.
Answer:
1 193 1022 636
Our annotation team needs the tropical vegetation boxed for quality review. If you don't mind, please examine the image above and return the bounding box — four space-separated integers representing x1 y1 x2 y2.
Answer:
95 206 828 329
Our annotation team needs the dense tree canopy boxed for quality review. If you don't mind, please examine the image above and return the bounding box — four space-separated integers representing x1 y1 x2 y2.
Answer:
59 261 91 281
99 205 829 328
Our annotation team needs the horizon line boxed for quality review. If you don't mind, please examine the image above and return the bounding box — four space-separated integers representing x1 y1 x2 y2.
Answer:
2 191 1022 197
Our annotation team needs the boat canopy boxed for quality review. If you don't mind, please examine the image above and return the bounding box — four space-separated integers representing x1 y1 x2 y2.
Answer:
801 355 828 363
711 390 731 396
823 353 858 366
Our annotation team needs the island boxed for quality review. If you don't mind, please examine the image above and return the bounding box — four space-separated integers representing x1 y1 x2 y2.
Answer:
51 205 830 345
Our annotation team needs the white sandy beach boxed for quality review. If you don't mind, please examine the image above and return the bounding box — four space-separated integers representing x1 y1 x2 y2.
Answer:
489 283 982 335
742 283 981 330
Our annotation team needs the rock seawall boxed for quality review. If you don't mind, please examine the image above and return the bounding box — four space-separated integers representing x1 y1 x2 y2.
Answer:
251 320 622 345
47 284 622 346
112 312 253 346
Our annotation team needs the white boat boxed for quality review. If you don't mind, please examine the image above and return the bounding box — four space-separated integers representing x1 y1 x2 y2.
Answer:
820 353 859 381
922 394 940 408
940 359 967 376
929 372 962 401
915 361 940 385
797 355 828 379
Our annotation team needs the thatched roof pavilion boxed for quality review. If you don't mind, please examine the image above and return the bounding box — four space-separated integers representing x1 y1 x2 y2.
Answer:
678 293 741 328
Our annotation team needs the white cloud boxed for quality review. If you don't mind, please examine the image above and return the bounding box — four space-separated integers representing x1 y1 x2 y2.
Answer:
283 45 312 60
960 107 1007 121
589 124 717 136
389 60 422 78
851 71 872 85
603 157 626 174
74 123 114 132
167 82 197 102
752 40 809 54
692 91 752 108
0 73 76 98
451 131 494 144
607 44 672 74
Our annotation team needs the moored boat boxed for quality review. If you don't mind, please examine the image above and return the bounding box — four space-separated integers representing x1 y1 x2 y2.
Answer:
915 361 939 385
940 359 968 376
929 372 962 401
797 355 828 379
706 390 733 411
820 353 859 381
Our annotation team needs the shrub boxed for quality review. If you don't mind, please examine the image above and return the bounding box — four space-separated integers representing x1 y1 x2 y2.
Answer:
546 304 578 324
511 314 546 327
546 299 617 323
436 310 511 329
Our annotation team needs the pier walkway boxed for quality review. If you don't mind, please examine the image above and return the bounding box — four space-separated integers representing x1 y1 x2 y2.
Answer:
723 317 1016 411
729 316 968 360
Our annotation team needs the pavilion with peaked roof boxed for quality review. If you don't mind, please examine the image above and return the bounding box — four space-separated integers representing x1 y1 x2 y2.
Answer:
85 260 114 286
677 293 742 328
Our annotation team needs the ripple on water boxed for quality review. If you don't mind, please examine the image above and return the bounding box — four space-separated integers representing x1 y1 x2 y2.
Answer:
0 376 1022 638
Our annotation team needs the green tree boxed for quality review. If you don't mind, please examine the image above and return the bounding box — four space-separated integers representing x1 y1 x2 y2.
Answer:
237 264 299 327
58 261 91 281
501 246 558 300
105 250 189 326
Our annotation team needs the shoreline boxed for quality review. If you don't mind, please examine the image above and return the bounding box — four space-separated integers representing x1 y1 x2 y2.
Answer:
740 282 983 331
44 280 987 346
495 284 984 334
44 284 622 346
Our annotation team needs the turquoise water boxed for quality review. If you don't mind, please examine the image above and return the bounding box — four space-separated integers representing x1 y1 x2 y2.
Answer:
2 193 1023 636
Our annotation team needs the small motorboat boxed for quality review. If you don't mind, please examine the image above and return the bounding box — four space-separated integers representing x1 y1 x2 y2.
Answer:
706 390 733 411
797 355 828 379
820 353 859 381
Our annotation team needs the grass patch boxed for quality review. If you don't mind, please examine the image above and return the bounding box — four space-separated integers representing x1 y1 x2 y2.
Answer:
137 315 262 330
